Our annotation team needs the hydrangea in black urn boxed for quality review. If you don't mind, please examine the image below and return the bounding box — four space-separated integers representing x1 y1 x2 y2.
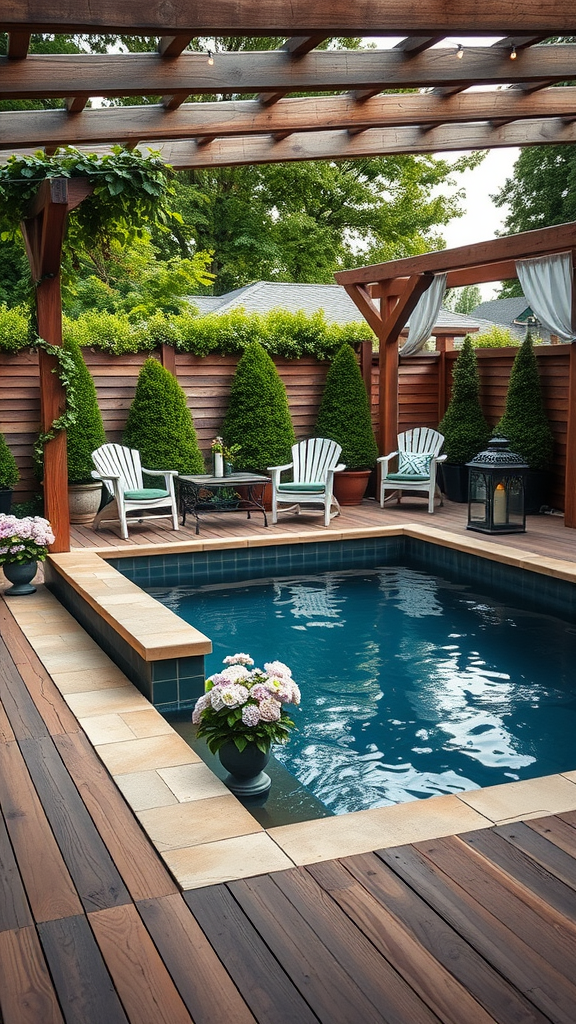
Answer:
467 438 528 534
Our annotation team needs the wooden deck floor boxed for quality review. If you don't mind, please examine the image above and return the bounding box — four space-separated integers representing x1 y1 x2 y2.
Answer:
2 592 576 1023
70 495 576 565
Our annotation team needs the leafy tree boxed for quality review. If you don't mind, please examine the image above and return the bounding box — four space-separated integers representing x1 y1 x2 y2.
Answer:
438 336 490 463
63 337 107 484
495 332 554 469
315 344 378 470
222 342 295 473
443 285 482 315
123 358 204 474
474 325 520 348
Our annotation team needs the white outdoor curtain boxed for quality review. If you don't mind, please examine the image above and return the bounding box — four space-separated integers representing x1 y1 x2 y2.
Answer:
515 251 576 342
399 273 447 357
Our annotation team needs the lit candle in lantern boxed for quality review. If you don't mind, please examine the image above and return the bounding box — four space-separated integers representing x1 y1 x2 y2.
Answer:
493 481 507 525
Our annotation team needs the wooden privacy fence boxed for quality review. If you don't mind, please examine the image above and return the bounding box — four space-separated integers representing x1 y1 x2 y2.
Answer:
1 343 572 510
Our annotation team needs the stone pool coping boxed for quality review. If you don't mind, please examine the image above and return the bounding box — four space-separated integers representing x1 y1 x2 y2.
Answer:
5 523 576 890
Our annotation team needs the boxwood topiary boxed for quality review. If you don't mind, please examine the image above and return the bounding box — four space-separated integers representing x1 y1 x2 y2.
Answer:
0 430 19 489
123 357 204 475
494 331 554 470
222 342 296 473
438 335 491 464
314 343 378 470
64 337 107 484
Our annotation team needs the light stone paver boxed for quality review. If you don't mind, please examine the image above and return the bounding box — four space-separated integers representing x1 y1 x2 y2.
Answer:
457 774 576 823
96 733 201 774
164 833 295 889
120 709 174 738
66 686 151 718
158 763 229 802
137 795 261 851
114 770 179 811
268 794 492 865
50 666 130 694
79 713 137 745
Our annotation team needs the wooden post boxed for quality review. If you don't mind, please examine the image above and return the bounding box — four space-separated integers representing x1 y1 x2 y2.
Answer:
20 177 93 552
359 339 372 398
160 343 176 376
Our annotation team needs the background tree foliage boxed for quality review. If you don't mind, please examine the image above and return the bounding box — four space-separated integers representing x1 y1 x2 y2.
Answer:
443 285 482 315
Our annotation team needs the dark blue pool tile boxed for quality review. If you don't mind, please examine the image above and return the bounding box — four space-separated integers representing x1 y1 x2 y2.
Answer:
178 677 204 703
152 659 178 682
152 679 178 705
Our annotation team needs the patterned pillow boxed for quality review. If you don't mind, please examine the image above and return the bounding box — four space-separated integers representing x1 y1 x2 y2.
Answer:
397 452 432 475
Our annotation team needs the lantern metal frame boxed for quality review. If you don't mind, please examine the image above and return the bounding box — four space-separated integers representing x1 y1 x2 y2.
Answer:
466 438 528 534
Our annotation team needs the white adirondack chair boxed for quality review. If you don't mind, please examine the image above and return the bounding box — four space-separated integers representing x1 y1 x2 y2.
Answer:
268 438 345 527
378 428 446 514
91 443 179 540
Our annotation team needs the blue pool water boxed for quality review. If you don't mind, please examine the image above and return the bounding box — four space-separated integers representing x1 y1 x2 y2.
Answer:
153 567 576 814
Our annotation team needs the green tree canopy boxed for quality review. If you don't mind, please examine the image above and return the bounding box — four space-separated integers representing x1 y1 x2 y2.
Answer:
443 285 482 315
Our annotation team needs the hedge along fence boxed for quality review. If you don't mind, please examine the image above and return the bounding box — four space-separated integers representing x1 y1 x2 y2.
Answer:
368 345 570 509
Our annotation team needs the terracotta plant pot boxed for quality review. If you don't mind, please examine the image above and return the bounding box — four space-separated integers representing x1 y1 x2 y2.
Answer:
333 469 371 506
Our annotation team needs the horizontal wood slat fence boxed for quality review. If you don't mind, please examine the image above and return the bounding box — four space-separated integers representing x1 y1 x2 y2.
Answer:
1 343 571 510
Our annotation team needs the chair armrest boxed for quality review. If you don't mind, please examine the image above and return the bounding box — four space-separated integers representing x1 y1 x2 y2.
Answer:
434 454 447 464
334 463 346 473
267 462 293 472
142 467 178 477
377 451 399 476
91 470 119 482
267 462 293 486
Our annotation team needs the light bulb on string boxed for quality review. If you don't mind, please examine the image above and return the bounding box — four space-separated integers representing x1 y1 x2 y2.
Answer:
510 45 517 59
456 44 464 59
207 49 214 65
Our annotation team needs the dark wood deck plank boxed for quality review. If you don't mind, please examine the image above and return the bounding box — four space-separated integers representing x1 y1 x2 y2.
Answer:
490 822 576 893
185 883 319 1024
460 827 576 921
137 892 258 1024
229 871 438 1024
527 815 576 859
0 926 65 1024
53 731 178 903
0 636 50 741
377 844 576 1024
38 915 129 1024
18 735 131 914
88 903 195 1024
0 739 83 923
413 836 576 981
309 855 545 1024
275 864 479 1024
0 809 33 933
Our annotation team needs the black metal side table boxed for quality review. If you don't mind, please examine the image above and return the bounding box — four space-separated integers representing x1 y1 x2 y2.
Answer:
177 473 270 534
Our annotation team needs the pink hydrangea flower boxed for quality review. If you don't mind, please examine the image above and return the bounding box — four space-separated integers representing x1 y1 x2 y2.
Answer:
264 676 294 703
241 704 261 727
258 698 282 722
223 653 254 667
192 692 211 724
264 660 292 679
220 664 250 682
210 684 249 710
250 683 272 702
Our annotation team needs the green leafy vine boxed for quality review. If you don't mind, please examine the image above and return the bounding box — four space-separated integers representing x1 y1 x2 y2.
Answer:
31 339 79 464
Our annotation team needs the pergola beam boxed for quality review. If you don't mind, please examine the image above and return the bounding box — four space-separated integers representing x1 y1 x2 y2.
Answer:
1 46 575 101
1 2 575 35
7 31 30 59
5 87 576 149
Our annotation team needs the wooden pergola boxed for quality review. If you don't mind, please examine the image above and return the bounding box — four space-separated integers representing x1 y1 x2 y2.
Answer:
1 3 576 549
336 221 576 527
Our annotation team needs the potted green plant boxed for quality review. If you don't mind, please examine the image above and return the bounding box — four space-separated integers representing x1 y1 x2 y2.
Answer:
0 431 19 514
123 357 204 475
494 331 554 513
222 342 295 505
315 343 378 505
64 337 107 524
438 335 491 502
192 652 300 795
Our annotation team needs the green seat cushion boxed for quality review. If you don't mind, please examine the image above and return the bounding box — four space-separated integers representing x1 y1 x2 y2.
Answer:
385 473 430 483
124 488 169 500
277 482 325 493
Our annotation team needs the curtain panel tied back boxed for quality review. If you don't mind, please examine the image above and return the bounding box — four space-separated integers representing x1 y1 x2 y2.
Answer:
516 251 576 343
399 273 447 357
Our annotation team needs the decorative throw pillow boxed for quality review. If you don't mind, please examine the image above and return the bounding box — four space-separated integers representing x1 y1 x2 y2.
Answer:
397 452 432 475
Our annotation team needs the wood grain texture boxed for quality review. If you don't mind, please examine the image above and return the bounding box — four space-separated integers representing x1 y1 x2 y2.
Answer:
0 808 33 933
137 892 257 1024
0 926 65 1024
185 883 319 1024
38 915 129 1024
88 903 192 1024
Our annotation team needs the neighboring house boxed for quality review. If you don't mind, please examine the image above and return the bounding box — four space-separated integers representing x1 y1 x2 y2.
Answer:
187 281 503 341
471 297 551 342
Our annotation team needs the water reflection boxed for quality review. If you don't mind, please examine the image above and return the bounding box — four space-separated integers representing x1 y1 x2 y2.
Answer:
151 567 576 814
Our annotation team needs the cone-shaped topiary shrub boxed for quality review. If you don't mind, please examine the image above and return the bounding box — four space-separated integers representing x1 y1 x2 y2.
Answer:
123 357 204 474
222 342 296 472
0 430 19 490
439 335 491 464
64 337 107 484
314 343 378 469
494 331 553 470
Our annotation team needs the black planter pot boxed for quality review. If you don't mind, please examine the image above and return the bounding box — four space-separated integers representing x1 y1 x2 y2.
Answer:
0 488 13 514
524 469 552 515
439 463 469 504
218 740 271 796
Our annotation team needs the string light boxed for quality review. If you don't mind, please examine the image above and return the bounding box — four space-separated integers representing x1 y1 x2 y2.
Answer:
510 45 517 59
207 49 214 65
456 44 464 59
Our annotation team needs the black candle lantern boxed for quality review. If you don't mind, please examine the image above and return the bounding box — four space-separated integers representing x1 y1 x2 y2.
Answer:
466 438 528 534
